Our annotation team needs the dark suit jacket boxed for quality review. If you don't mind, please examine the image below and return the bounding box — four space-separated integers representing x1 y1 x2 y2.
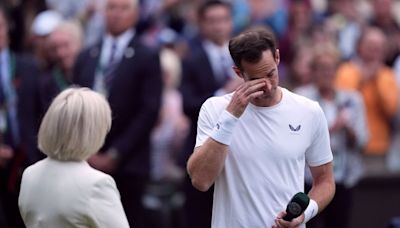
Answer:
73 37 162 178
179 44 224 163
13 54 42 164
1 53 42 193
38 68 69 114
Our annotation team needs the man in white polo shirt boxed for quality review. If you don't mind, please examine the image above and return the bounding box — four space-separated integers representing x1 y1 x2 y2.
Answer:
187 27 335 228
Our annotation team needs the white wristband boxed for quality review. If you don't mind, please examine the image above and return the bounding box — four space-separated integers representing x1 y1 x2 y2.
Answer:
304 199 318 223
210 110 238 145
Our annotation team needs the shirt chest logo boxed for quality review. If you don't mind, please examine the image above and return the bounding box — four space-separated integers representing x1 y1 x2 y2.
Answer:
289 124 301 133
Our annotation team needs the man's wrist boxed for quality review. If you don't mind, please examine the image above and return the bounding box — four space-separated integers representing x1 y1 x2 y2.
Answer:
210 110 238 145
303 199 318 223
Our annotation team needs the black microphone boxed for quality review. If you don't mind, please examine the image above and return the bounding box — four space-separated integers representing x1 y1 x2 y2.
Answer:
283 192 310 221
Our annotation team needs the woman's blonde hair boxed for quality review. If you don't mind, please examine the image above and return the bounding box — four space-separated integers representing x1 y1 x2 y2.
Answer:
38 87 112 161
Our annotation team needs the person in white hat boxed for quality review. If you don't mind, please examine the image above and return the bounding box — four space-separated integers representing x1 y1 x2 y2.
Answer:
30 10 63 70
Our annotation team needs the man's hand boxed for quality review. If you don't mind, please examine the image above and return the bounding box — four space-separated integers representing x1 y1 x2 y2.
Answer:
272 211 304 228
88 153 117 173
226 79 266 118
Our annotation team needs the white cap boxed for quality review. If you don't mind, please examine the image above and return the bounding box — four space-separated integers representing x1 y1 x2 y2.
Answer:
31 10 63 36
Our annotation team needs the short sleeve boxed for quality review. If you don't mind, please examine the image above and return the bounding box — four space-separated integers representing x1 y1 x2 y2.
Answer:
195 100 216 148
305 104 333 167
87 176 130 228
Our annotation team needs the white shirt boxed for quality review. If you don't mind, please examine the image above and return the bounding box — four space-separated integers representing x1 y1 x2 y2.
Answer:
94 29 135 96
195 88 333 228
100 29 135 68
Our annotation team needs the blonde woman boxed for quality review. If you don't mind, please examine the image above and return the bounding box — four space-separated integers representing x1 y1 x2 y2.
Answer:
18 87 129 228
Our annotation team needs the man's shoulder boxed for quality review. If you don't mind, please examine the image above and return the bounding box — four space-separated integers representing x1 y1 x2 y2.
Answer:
203 93 232 108
283 88 320 110
199 93 233 118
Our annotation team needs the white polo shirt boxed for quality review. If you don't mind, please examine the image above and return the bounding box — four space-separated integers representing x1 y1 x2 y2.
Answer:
195 88 333 228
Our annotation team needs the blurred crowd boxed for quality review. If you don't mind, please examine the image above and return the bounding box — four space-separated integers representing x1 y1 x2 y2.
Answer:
0 0 400 227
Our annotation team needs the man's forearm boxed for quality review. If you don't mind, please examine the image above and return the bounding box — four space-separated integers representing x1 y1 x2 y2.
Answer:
308 179 335 212
308 163 336 212
187 138 228 192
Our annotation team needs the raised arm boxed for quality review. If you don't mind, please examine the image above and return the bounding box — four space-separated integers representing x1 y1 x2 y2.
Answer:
187 79 266 192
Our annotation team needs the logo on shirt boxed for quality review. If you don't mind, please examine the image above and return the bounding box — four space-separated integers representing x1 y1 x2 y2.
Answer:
216 123 221 130
289 124 301 132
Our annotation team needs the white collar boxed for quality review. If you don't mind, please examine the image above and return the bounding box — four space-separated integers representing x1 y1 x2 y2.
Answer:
202 40 229 54
104 29 135 46
100 29 135 66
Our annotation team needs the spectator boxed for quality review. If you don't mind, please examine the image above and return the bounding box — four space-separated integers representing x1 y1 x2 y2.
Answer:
151 48 188 183
279 0 313 65
283 42 313 91
336 26 398 176
29 10 63 70
146 48 188 228
46 0 107 47
73 0 163 226
39 21 83 111
370 0 400 66
296 43 368 228
239 0 288 38
324 0 366 60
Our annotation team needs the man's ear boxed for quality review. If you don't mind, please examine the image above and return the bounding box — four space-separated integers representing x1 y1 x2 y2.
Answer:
233 66 243 79
275 49 280 65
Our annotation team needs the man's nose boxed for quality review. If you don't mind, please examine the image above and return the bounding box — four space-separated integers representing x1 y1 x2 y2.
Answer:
265 80 272 90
